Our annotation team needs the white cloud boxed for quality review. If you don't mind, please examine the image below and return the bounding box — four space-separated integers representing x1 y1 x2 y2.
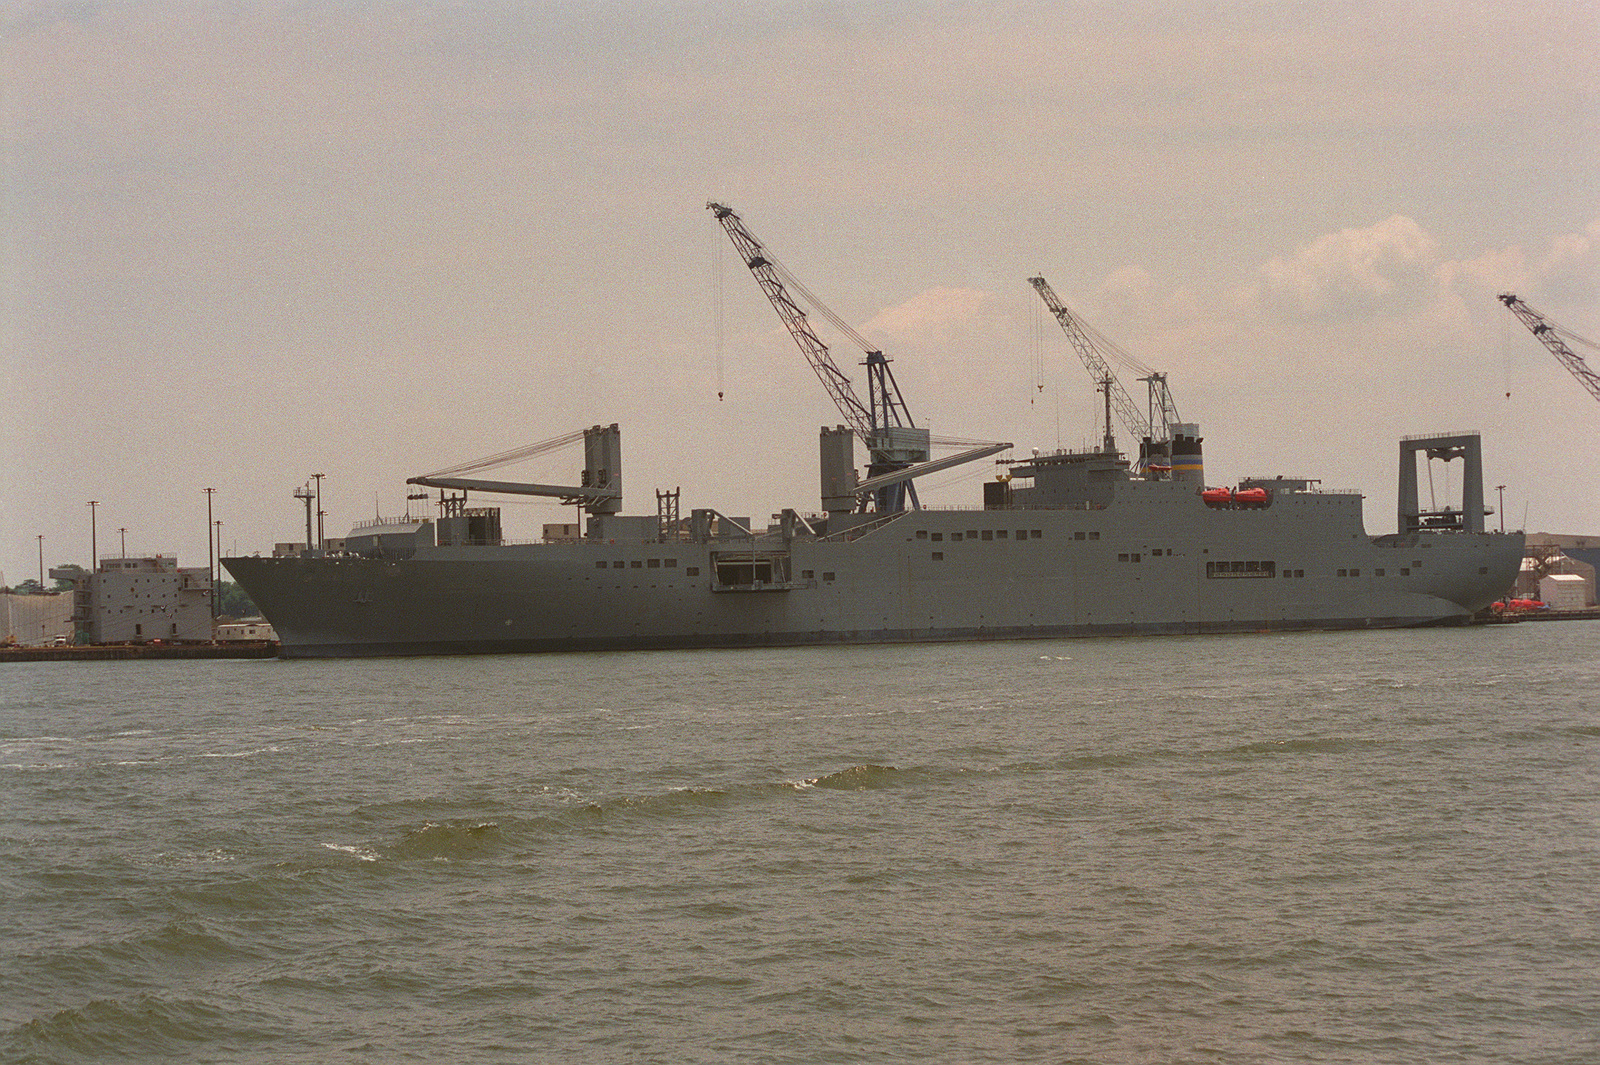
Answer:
1243 215 1444 320
861 286 990 346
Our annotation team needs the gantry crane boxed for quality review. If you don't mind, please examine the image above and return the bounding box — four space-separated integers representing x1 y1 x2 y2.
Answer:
1028 275 1180 473
1498 293 1600 405
709 202 930 511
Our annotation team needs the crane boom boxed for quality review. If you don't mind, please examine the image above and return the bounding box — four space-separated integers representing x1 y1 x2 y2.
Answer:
708 203 914 438
1028 276 1179 459
709 202 928 511
1498 293 1600 405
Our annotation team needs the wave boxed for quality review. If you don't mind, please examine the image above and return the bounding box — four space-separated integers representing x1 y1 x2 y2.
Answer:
19 919 262 983
382 820 505 861
573 786 734 821
803 764 905 790
1218 737 1375 758
556 765 916 822
375 766 920 853
4 922 264 1041
247 763 942 872
2 994 278 1060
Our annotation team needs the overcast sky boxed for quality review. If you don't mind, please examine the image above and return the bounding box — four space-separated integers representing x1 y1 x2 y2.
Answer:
2 0 1596 584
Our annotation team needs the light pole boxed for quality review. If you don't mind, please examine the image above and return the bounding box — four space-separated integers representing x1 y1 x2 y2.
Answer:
87 500 99 572
118 527 127 559
1495 484 1506 533
312 473 325 552
213 519 224 615
36 534 44 590
203 488 216 614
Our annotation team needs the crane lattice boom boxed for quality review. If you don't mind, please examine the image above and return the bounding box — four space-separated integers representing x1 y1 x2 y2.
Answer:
709 202 931 512
1498 293 1600 405
1028 276 1179 451
708 203 914 439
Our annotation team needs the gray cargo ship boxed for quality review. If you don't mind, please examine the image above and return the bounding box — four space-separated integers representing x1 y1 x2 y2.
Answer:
224 425 1522 658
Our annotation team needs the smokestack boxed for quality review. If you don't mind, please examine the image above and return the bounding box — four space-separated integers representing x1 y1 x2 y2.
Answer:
1170 423 1203 483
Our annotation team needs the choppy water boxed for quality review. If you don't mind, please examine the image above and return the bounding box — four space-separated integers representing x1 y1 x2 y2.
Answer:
2 624 1597 1064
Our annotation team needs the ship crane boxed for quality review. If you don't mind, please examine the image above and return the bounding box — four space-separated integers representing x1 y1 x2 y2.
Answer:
1028 275 1180 474
406 425 623 514
1498 293 1600 405
708 202 932 512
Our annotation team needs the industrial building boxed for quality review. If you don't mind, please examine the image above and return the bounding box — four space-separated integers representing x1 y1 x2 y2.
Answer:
1519 534 1599 608
216 619 278 642
62 556 213 644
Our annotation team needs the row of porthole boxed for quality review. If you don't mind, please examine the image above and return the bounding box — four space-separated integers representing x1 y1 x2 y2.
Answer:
586 564 844 582
915 529 1074 543
1117 549 1178 562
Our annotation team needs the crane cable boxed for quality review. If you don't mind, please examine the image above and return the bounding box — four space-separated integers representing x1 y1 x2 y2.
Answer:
1553 322 1600 353
759 245 878 355
419 428 589 480
712 223 726 400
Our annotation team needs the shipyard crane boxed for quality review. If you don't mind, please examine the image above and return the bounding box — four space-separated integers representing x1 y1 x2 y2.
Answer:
708 202 930 512
1498 293 1600 405
1028 275 1180 472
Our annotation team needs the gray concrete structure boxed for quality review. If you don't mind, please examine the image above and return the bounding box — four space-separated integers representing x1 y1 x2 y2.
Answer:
71 557 212 644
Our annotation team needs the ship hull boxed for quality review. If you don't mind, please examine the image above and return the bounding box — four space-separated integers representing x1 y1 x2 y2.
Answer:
225 486 1523 658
